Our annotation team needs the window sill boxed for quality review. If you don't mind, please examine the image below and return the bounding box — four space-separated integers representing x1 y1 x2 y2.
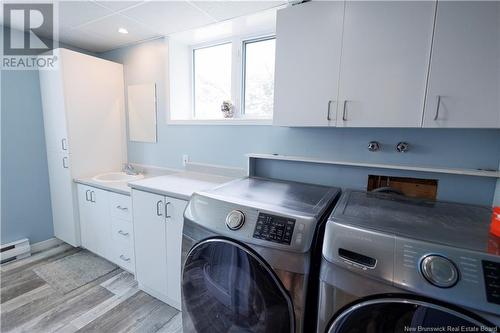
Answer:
166 118 273 126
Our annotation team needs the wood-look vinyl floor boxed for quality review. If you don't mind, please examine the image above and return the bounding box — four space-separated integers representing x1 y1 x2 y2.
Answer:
0 244 182 333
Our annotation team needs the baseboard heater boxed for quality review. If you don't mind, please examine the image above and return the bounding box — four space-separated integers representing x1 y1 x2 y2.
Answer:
1 238 31 264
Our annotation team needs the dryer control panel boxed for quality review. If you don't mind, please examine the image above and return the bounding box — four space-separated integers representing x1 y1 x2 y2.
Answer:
253 213 296 245
184 194 316 253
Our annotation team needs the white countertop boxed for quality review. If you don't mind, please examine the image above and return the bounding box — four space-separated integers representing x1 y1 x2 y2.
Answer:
128 171 235 201
74 177 138 196
74 169 177 196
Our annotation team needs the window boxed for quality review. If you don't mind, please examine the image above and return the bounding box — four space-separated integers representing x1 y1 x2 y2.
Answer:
190 36 275 122
193 43 232 119
243 37 276 118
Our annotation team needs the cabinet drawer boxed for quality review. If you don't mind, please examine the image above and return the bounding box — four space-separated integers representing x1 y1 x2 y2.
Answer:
111 218 133 247
109 193 132 221
113 244 134 273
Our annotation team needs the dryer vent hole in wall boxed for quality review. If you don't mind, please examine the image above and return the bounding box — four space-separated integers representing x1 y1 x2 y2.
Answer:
367 175 438 200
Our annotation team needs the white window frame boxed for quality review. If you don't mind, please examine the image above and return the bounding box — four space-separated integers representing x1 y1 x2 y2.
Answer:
192 40 234 120
168 33 275 126
240 35 276 120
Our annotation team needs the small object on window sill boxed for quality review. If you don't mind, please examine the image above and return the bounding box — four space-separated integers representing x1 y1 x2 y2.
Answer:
221 100 234 118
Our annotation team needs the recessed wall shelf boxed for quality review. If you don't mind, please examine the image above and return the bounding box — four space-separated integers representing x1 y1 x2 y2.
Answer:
246 153 500 179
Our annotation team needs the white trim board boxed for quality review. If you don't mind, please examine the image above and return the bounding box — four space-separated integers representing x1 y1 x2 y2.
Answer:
31 238 64 254
185 162 246 178
246 153 500 179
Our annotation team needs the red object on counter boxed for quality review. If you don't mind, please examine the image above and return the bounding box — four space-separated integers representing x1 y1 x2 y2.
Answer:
491 206 500 237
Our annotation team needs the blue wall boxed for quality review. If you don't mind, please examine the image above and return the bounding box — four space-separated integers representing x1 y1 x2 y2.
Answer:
1 69 54 244
1 32 498 246
1 27 95 245
100 38 500 206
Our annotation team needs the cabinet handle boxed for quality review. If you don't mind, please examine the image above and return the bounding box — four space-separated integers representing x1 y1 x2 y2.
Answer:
116 205 128 211
327 100 335 121
165 202 171 219
434 95 441 121
85 190 91 201
62 156 69 169
61 138 68 151
90 191 96 203
342 100 348 121
118 230 129 236
156 200 163 217
119 254 131 262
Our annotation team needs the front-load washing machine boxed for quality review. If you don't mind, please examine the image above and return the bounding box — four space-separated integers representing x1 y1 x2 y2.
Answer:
317 190 499 333
181 177 340 332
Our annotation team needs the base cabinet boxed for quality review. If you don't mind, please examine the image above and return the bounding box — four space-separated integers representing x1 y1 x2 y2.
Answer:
77 184 135 273
78 185 110 259
132 189 187 310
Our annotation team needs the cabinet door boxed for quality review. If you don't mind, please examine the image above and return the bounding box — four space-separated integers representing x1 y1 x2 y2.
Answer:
132 190 168 298
338 1 435 127
39 51 69 154
423 2 500 128
165 196 187 310
47 150 79 247
273 1 344 126
61 49 126 177
78 186 110 259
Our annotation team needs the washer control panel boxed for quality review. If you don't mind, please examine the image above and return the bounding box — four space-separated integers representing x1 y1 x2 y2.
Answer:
394 238 500 315
253 213 296 245
482 260 500 305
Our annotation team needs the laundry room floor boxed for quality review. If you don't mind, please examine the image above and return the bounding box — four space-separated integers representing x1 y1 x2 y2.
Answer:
0 244 181 333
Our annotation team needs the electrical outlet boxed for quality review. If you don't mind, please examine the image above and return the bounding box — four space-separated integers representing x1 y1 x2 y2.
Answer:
182 154 189 166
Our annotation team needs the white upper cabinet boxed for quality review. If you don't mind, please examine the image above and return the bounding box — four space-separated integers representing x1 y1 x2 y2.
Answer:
337 1 435 127
423 1 500 128
273 1 344 126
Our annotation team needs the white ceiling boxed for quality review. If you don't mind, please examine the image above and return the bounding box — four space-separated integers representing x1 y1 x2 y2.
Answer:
2 0 287 53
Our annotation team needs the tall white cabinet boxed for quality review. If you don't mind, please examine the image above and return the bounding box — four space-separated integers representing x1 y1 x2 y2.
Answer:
40 48 126 247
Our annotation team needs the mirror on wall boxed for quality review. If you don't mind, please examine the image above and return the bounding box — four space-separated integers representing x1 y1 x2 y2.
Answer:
127 83 157 143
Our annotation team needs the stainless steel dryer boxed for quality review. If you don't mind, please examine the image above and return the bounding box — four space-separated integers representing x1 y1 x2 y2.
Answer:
317 190 499 333
182 177 340 333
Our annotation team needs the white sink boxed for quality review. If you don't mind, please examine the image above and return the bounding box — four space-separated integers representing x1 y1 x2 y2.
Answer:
92 172 144 183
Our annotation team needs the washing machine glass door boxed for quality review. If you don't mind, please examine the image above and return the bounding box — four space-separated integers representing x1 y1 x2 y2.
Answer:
327 298 492 333
182 237 294 333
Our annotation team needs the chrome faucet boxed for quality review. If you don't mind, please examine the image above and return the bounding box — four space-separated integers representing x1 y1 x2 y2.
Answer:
123 163 140 175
